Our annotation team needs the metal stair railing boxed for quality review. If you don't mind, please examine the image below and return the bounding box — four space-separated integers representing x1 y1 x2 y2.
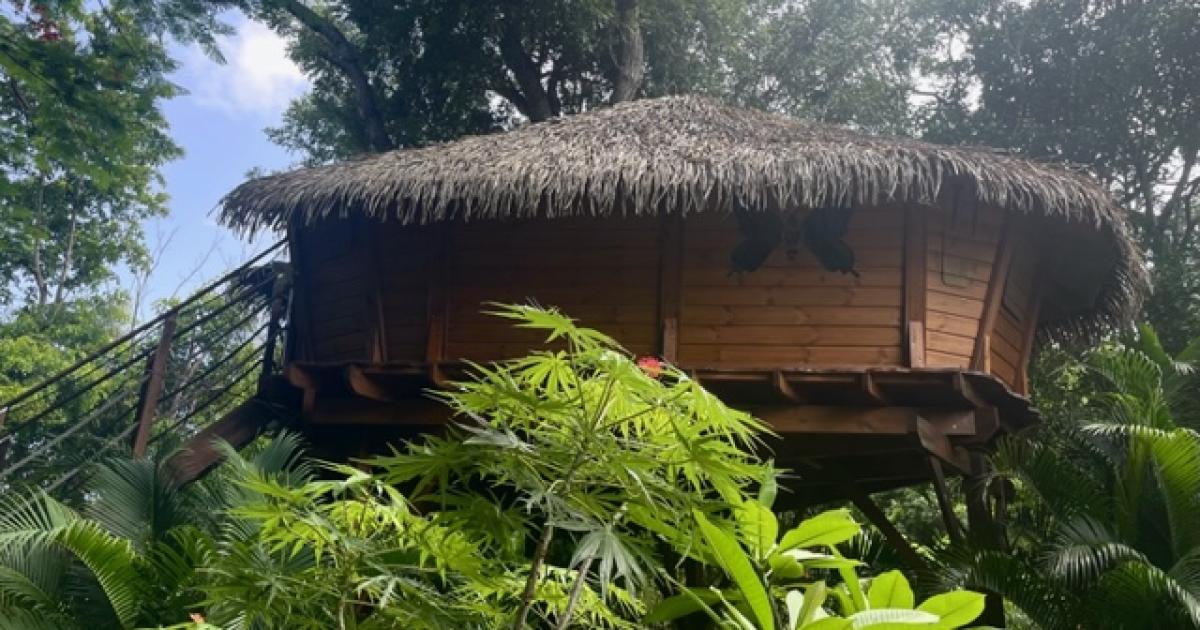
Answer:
0 240 291 498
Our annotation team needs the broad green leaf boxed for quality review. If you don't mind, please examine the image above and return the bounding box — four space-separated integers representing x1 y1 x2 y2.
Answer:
781 549 862 570
848 609 940 628
803 617 853 630
867 571 914 609
769 552 806 580
797 582 829 628
758 466 779 508
737 500 779 559
834 549 868 614
694 510 776 630
916 591 986 627
644 588 727 623
779 509 860 552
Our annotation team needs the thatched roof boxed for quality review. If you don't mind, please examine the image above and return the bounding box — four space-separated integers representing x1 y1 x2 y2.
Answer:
220 95 1146 341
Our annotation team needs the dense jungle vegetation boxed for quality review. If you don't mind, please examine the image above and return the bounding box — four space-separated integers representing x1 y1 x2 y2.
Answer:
1 0 1198 627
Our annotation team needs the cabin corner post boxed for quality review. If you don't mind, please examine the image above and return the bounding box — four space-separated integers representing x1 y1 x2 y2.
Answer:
903 206 928 367
362 221 389 363
657 211 684 363
425 223 452 383
971 218 1017 371
284 221 313 363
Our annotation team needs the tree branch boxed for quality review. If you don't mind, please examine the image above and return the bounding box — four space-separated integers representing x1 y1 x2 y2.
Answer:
273 0 393 151
609 0 643 104
497 16 554 122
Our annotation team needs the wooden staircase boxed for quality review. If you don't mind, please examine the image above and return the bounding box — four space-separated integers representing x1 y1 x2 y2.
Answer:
0 241 295 497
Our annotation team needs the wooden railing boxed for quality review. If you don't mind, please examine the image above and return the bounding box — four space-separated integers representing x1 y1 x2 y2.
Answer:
0 241 290 497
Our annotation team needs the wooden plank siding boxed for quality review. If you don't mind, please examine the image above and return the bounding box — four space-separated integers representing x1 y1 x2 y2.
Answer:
291 204 1042 389
304 219 371 362
678 208 904 368
989 238 1040 392
922 204 1004 370
444 216 661 361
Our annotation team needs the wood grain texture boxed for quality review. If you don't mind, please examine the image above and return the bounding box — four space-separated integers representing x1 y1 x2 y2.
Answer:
904 207 928 367
972 219 1017 370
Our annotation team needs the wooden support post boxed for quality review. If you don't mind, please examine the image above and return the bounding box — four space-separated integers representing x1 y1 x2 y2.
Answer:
1015 278 1044 396
363 223 389 363
426 225 451 386
285 222 313 363
964 451 1007 626
845 483 929 574
927 456 965 544
971 220 1016 371
132 312 177 457
258 264 291 394
903 207 927 367
657 212 683 363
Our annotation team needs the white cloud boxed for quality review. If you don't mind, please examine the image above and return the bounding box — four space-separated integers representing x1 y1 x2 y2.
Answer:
178 14 310 116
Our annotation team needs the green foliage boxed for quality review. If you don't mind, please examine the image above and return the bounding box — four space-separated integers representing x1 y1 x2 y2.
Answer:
245 0 951 162
650 505 985 629
935 326 1200 628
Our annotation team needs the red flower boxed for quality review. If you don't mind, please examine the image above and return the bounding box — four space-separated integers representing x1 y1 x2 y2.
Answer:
637 356 664 379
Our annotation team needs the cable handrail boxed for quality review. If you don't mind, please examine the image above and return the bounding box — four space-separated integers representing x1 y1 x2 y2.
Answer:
0 241 291 495
0 239 285 414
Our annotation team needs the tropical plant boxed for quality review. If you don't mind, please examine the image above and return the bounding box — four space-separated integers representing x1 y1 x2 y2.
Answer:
934 326 1200 629
647 503 985 630
0 433 308 629
368 303 773 628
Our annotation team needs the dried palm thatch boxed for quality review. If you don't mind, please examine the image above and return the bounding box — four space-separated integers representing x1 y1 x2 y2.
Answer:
220 95 1146 342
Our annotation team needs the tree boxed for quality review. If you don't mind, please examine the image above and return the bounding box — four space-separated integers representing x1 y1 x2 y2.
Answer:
239 0 950 163
921 0 1200 349
1 1 178 310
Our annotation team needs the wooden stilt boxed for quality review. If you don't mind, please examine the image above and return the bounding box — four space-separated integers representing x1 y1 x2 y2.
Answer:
845 482 929 574
964 452 1006 627
928 456 965 544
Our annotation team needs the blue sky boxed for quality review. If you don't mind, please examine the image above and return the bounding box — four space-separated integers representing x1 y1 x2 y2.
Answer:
135 13 309 311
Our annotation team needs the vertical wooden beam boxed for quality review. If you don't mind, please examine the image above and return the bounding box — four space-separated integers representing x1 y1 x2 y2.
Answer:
964 451 1007 627
971 219 1017 371
132 312 177 457
363 222 389 363
903 207 928 367
1015 275 1045 396
285 221 313 363
259 263 291 394
657 211 684 363
425 224 452 385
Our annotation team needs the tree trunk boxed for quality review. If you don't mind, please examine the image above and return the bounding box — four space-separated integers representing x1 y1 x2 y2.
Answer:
497 17 556 122
277 0 394 152
610 0 644 103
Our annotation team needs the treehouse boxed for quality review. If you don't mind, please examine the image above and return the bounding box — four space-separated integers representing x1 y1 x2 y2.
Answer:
205 96 1145 506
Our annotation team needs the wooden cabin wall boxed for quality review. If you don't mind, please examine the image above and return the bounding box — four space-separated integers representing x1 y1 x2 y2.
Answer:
377 223 440 362
990 239 1040 393
677 207 905 368
291 204 1043 394
295 218 371 362
921 204 1005 368
443 216 661 361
